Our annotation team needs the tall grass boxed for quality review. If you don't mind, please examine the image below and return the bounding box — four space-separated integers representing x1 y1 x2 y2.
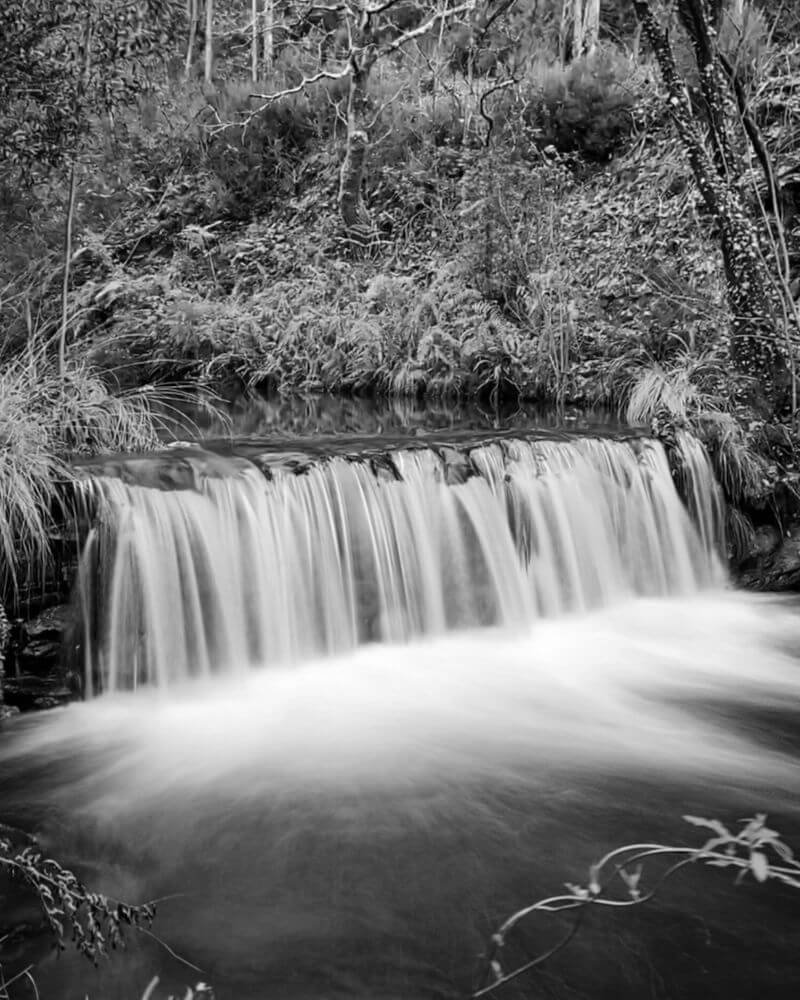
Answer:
622 354 725 426
0 347 187 606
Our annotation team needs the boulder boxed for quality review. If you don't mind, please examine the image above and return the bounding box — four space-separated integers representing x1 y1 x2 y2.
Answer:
736 522 800 590
18 605 74 678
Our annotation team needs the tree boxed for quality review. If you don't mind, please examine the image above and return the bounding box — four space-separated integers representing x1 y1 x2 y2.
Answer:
631 0 794 410
0 1 181 181
205 0 215 81
0 1 181 371
572 0 599 58
213 0 516 243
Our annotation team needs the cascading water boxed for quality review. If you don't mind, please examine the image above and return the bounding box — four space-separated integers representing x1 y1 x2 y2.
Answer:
4 427 800 1000
76 433 725 693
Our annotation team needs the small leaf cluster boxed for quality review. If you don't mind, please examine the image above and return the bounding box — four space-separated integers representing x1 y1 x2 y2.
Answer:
0 835 155 964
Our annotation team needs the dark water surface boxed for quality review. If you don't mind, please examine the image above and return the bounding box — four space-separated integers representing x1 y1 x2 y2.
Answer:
170 393 623 440
1 597 799 1000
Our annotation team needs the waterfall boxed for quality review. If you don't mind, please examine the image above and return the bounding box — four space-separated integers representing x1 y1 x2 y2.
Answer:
76 434 725 693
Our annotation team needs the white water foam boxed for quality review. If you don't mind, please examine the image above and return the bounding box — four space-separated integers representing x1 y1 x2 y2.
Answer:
76 435 725 693
7 592 799 815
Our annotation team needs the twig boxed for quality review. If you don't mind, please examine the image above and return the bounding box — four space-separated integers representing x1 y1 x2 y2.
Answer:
474 815 800 997
138 928 205 975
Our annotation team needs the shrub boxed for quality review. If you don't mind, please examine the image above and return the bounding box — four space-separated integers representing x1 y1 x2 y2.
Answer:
515 48 642 161
201 77 341 219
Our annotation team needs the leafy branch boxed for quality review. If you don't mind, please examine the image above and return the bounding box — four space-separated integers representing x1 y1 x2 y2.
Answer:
474 814 800 997
0 835 155 966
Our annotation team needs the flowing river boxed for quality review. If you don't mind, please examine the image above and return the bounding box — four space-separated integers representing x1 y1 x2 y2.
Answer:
0 409 798 1000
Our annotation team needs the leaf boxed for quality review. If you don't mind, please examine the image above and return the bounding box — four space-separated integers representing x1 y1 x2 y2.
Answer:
683 815 731 838
750 851 769 883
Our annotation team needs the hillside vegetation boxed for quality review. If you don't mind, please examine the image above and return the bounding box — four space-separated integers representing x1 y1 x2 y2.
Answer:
1 0 800 592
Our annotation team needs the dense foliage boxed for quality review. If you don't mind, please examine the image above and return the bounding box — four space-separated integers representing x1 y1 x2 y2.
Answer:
0 0 799 583
0 0 181 179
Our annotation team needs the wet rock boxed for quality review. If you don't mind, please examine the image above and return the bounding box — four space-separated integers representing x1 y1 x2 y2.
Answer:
369 454 401 481
74 450 255 492
18 605 73 678
2 674 73 712
22 604 73 642
752 525 781 557
437 447 474 485
736 522 800 590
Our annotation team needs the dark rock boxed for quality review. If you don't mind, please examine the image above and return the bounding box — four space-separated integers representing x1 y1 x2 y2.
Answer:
16 604 74 680
438 447 474 486
369 454 401 481
753 524 781 557
736 522 800 590
74 449 255 492
20 639 61 665
23 605 71 642
0 704 20 722
2 674 74 712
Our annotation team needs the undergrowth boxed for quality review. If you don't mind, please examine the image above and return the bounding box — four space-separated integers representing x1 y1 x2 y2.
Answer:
2 4 799 576
0 346 202 608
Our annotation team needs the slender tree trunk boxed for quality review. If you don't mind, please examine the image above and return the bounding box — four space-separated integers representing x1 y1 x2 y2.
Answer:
583 0 599 55
251 0 258 81
558 0 570 64
632 0 786 402
631 22 642 64
339 72 371 241
60 14 94 379
262 0 274 74
204 0 213 83
59 161 78 379
572 0 583 59
185 0 198 79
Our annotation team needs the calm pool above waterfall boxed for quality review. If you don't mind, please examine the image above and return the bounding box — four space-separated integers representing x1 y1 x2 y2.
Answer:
0 402 798 1000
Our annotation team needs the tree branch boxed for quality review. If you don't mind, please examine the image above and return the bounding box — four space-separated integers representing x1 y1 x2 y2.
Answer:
379 0 478 56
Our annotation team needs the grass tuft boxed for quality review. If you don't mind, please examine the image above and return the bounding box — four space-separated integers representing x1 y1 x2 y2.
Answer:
0 347 193 605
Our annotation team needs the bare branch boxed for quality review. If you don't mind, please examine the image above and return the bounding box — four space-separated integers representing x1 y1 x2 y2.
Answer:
380 0 479 56
364 0 414 16
479 77 515 145
249 65 353 106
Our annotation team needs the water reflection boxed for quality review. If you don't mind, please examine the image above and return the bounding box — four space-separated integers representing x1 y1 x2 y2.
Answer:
170 391 622 442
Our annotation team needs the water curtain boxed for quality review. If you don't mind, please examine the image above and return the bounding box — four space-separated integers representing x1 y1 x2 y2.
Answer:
76 434 725 693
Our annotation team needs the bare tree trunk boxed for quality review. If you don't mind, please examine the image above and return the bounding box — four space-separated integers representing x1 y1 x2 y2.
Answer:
572 0 583 59
262 0 274 74
631 22 642 63
251 0 258 81
60 14 94 379
338 72 371 241
583 0 599 55
204 0 213 83
558 0 570 64
185 0 198 79
59 161 78 379
632 0 786 403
